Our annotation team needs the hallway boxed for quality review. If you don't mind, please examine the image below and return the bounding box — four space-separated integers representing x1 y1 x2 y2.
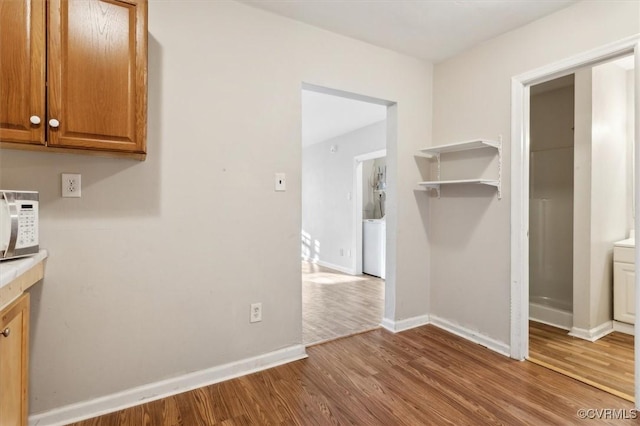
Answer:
302 261 384 345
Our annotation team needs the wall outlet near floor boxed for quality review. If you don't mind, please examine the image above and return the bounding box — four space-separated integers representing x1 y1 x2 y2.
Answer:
340 248 344 256
61 173 81 198
250 302 262 323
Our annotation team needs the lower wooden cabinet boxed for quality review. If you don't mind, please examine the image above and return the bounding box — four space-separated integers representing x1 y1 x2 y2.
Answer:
0 294 30 426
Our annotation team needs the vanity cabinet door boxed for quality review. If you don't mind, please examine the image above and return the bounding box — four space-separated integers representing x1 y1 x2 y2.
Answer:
0 294 30 426
614 261 635 324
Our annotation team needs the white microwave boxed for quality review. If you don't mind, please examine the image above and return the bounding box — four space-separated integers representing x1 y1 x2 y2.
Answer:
0 190 39 260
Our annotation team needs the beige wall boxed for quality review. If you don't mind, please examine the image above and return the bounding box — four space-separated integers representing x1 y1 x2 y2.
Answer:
573 69 593 330
573 62 629 331
302 121 386 270
590 62 628 327
627 69 636 230
0 0 431 414
431 0 640 344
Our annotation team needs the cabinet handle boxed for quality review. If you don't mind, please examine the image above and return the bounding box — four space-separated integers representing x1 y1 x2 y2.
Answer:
49 118 60 128
1 328 9 337
30 115 41 125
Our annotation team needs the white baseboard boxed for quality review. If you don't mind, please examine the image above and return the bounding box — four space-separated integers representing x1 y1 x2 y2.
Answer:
380 314 510 358
529 302 572 330
429 315 510 357
569 321 614 342
301 256 355 275
529 317 571 331
29 345 307 426
613 320 634 335
381 314 430 333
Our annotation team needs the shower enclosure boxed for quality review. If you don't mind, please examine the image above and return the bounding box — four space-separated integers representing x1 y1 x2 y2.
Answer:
529 149 574 329
529 79 575 329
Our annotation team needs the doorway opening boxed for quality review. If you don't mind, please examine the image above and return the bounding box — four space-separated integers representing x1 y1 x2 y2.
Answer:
300 84 393 346
526 58 635 400
510 36 640 404
354 149 387 277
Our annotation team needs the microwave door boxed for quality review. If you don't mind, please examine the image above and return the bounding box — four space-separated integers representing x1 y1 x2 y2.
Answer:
0 193 18 258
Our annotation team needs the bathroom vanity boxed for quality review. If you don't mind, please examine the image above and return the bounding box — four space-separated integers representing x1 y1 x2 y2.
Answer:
614 238 635 328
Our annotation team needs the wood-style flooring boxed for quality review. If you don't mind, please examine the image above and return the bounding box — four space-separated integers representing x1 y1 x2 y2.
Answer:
71 325 636 426
529 321 634 402
302 261 384 345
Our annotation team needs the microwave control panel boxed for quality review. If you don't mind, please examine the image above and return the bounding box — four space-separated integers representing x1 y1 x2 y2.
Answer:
16 202 39 248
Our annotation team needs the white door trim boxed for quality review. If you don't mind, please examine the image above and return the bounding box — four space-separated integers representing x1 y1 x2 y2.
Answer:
510 35 640 407
634 39 640 410
354 149 387 275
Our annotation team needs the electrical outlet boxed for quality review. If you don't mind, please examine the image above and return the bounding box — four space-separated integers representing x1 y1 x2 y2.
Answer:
62 173 81 198
250 302 262 323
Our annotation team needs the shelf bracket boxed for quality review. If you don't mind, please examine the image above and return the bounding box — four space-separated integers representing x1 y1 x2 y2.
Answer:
426 185 440 198
436 153 441 181
417 185 440 198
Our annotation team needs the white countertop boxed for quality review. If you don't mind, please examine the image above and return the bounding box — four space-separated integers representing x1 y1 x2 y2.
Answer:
614 238 635 248
0 249 48 289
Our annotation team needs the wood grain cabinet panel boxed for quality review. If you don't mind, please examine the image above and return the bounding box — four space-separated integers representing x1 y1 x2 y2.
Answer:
49 0 147 153
0 0 46 145
0 0 147 159
0 294 30 426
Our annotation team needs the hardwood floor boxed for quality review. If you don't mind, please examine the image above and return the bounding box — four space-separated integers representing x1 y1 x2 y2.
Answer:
71 325 636 426
529 321 634 402
302 261 384 345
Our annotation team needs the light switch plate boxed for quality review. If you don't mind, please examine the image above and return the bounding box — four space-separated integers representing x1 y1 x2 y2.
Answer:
275 173 286 191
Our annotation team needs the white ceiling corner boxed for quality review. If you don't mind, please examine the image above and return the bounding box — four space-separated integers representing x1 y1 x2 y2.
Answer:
254 0 579 146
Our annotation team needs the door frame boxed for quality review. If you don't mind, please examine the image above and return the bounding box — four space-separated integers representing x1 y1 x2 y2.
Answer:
301 82 396 326
354 149 387 275
510 35 640 404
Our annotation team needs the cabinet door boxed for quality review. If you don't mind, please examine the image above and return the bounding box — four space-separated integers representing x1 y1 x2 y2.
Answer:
48 0 147 153
0 294 30 426
614 261 635 324
0 0 45 145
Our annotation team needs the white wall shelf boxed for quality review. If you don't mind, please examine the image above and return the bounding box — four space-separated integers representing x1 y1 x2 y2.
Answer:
416 138 502 199
417 139 500 158
419 179 500 188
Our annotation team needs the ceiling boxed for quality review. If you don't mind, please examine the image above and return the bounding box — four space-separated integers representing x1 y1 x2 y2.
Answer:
239 0 577 62
287 0 578 146
302 90 386 147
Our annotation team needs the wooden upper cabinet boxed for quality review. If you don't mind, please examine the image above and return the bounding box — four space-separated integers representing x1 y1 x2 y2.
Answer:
48 0 148 154
0 0 46 145
0 0 147 159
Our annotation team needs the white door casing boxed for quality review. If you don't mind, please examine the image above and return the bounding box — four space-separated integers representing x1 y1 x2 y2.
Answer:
510 35 640 406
